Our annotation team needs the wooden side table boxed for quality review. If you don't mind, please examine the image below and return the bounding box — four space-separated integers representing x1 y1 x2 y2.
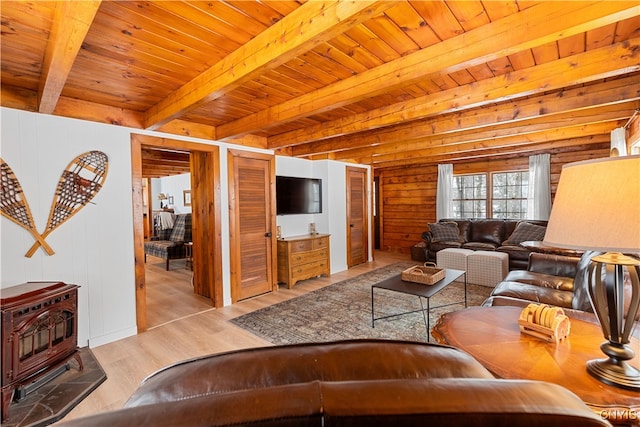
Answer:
432 306 640 426
184 242 193 271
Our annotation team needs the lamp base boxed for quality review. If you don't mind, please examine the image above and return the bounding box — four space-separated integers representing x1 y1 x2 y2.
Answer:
587 358 640 391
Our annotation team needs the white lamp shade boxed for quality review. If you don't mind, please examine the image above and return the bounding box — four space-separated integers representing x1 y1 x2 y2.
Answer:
543 155 640 253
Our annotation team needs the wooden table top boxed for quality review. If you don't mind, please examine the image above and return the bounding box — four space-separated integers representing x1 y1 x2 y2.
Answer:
432 306 640 424
520 240 584 256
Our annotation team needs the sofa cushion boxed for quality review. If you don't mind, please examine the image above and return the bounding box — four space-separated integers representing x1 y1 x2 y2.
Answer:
430 241 463 252
490 281 574 309
496 245 530 261
437 219 471 242
125 340 495 408
528 253 580 279
462 242 499 251
468 219 505 246
503 270 575 292
429 222 462 242
503 221 547 245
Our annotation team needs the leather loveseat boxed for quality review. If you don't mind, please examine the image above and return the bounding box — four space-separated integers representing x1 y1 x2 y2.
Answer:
416 218 548 270
57 339 609 427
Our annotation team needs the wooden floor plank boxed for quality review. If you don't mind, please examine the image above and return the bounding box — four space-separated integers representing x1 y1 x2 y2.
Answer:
59 251 410 422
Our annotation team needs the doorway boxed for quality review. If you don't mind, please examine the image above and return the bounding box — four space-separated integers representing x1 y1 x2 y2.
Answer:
131 134 222 333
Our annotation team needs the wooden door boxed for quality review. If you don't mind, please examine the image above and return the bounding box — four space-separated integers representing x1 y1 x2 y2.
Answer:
346 167 368 267
228 150 277 302
190 151 222 304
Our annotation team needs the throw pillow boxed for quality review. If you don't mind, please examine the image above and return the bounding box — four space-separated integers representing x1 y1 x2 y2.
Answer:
428 222 462 242
503 221 547 245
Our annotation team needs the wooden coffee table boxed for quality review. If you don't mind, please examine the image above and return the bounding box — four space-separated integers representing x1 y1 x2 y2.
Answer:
371 268 466 341
432 306 640 426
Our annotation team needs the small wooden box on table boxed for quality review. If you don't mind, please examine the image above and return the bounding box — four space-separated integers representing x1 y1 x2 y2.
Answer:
277 234 330 288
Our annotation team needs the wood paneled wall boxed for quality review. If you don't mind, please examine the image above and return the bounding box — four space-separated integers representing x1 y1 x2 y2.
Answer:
376 143 611 254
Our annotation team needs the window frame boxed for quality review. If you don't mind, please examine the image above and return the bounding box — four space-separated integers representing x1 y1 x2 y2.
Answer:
451 170 528 219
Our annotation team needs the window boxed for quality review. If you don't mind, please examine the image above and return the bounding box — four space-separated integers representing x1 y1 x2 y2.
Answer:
492 171 528 219
451 171 528 219
452 174 486 218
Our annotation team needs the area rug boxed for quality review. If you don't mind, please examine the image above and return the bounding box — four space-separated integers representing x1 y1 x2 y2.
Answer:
231 262 493 344
3 347 107 427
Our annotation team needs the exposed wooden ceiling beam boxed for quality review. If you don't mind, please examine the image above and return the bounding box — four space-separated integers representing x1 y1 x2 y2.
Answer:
357 121 621 167
371 134 612 169
219 1 639 140
290 75 640 156
280 38 640 151
141 149 190 178
38 1 101 114
330 106 634 164
143 0 395 130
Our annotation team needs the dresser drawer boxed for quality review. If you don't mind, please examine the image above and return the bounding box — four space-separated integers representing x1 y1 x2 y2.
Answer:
313 237 329 250
291 260 329 281
290 249 328 266
290 240 313 253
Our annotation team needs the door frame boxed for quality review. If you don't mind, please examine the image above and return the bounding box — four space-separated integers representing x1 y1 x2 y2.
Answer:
131 134 222 333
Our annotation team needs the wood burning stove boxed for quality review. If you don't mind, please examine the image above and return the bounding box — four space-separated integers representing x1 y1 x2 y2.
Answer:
1 281 82 421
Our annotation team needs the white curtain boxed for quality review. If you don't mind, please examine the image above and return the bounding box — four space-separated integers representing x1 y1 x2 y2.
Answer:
527 154 551 220
436 164 453 220
610 127 627 156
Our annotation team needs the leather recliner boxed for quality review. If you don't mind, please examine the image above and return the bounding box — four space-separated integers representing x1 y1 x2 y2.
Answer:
57 339 609 426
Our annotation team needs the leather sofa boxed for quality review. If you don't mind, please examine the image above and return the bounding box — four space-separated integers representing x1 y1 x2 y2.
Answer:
482 251 588 311
416 218 548 270
484 251 640 322
57 340 608 426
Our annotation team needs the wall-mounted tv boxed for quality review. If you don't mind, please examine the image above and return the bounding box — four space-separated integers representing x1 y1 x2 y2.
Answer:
276 176 322 215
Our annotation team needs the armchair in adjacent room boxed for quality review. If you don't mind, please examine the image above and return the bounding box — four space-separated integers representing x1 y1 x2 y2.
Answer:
144 213 192 270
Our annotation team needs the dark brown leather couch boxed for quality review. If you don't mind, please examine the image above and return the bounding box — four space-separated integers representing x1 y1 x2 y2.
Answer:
484 252 582 310
482 251 599 312
58 340 610 426
483 251 640 327
417 218 548 270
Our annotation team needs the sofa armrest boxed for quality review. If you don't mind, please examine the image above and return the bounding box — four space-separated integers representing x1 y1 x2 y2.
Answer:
527 253 580 278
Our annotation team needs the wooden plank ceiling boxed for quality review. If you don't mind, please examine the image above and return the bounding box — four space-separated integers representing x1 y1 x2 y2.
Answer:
2 1 639 177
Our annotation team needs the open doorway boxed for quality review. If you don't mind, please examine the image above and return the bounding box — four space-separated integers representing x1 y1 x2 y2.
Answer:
131 134 222 333
144 171 211 328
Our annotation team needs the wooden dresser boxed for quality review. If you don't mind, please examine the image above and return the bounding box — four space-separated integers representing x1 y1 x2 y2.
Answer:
277 234 330 288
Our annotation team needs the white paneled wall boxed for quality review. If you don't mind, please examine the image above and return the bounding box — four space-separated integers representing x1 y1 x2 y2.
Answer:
1 107 370 347
1 108 137 347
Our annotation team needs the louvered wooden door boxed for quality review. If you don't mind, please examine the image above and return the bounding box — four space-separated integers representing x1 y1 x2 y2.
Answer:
346 167 368 267
228 151 276 302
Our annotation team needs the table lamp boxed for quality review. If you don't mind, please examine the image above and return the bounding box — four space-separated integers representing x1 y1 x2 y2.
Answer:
158 193 168 208
543 155 640 391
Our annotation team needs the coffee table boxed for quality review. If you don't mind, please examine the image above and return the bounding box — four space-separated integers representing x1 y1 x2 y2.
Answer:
432 306 640 426
371 268 466 341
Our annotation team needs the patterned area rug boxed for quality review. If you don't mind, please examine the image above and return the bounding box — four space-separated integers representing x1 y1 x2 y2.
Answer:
231 262 493 344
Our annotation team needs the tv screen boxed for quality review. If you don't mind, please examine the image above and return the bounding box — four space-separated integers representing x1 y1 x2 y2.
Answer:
276 176 322 215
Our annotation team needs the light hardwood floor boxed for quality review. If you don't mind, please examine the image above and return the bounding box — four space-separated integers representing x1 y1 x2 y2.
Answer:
58 250 411 423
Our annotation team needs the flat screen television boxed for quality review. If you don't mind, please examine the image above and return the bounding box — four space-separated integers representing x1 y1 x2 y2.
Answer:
276 176 322 215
